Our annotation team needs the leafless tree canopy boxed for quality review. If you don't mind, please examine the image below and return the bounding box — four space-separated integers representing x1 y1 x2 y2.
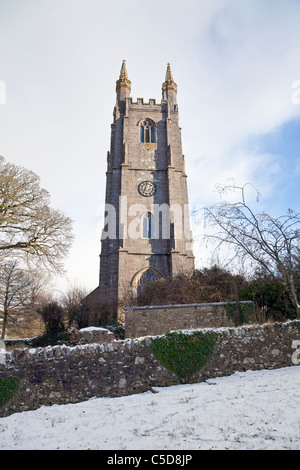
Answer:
205 182 300 317
0 157 74 272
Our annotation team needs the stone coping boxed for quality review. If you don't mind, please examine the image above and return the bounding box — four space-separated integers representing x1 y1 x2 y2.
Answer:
124 300 254 311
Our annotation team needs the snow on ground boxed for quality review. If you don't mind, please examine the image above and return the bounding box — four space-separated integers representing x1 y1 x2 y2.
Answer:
0 366 299 450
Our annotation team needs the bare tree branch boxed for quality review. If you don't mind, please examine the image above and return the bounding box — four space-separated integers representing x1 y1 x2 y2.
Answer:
204 182 300 317
0 157 74 273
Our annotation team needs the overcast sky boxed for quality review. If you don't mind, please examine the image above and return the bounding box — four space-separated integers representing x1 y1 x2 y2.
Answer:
0 0 300 293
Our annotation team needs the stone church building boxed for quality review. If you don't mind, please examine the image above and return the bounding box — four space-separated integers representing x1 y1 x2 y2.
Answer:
84 61 194 322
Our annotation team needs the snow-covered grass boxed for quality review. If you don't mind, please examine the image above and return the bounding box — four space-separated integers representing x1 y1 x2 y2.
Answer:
0 366 299 450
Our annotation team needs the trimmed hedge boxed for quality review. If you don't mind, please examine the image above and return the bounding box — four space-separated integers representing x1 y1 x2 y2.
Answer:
151 331 216 379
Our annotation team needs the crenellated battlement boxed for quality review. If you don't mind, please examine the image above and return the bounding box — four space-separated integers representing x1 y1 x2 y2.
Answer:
128 97 166 108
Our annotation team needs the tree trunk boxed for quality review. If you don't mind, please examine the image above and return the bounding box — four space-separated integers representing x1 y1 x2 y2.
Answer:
288 276 300 319
1 305 8 339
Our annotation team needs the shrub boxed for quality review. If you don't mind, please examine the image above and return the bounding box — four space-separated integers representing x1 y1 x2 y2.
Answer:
150 331 216 379
134 266 247 307
239 277 297 321
225 301 255 326
38 302 64 333
35 302 65 345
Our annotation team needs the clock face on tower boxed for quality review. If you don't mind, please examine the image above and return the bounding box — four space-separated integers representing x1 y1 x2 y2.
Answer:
138 181 157 197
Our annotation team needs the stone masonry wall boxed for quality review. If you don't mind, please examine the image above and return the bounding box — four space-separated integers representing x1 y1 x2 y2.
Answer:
124 301 254 338
0 320 300 417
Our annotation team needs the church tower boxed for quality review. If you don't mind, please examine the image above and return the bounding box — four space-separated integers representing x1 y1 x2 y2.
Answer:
98 61 194 320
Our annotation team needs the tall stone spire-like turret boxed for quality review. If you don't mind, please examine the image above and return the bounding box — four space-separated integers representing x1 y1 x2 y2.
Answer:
116 60 131 103
165 63 175 84
162 63 177 104
119 59 129 81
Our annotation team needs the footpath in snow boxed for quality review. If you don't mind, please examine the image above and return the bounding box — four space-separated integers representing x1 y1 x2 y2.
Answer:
0 366 299 450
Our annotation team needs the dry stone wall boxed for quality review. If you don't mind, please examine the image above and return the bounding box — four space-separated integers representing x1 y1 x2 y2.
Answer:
0 320 300 417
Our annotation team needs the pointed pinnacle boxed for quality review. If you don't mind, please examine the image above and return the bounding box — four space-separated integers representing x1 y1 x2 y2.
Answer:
119 60 128 81
165 63 174 84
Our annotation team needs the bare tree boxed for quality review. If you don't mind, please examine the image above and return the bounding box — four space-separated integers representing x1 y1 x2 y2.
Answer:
0 157 73 273
204 182 300 318
60 283 89 328
0 260 36 338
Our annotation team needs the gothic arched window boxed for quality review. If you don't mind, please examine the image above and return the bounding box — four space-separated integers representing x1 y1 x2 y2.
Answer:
138 269 160 287
140 119 156 143
132 267 162 296
142 212 153 239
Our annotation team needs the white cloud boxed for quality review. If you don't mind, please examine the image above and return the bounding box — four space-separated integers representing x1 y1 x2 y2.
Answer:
0 0 300 289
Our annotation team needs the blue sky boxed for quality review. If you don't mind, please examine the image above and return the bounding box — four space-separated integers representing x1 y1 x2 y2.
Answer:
244 119 300 215
0 0 300 291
